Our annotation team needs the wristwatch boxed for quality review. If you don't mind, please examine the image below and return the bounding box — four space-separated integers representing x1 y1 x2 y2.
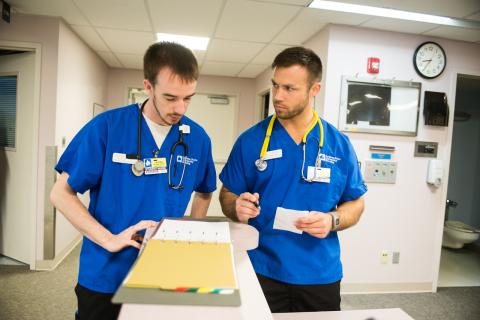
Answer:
329 212 340 231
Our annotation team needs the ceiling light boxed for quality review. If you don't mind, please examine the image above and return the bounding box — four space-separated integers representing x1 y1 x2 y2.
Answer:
156 33 210 51
308 0 480 29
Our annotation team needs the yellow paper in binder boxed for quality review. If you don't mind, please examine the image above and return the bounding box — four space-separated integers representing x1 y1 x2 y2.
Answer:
124 239 237 290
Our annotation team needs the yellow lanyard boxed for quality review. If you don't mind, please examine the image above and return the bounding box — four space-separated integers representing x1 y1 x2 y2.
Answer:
259 111 324 159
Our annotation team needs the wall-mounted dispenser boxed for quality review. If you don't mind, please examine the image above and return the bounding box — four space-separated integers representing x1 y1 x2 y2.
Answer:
427 159 443 187
424 91 449 126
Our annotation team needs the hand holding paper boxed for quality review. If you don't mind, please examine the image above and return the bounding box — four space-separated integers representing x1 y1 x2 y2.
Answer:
295 211 332 238
273 207 309 234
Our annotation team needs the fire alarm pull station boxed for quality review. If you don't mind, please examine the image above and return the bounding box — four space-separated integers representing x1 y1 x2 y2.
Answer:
367 57 380 74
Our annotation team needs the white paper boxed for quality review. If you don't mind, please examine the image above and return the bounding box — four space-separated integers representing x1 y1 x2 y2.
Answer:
152 219 231 243
273 207 309 234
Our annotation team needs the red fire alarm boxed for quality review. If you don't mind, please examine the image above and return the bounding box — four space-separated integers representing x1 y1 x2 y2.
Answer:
367 57 380 74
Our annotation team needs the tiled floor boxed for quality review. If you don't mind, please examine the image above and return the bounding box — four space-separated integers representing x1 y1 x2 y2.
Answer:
438 247 480 287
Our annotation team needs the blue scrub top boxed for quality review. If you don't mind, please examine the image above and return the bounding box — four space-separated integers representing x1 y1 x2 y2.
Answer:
219 115 367 285
55 104 216 293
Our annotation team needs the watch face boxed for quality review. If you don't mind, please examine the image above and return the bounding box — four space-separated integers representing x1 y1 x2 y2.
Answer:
414 42 446 79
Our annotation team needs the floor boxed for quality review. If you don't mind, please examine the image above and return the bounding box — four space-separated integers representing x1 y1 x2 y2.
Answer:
438 247 480 287
0 244 479 320
0 255 27 266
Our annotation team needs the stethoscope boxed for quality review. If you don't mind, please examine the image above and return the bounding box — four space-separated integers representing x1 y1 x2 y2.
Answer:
255 111 324 182
129 100 188 190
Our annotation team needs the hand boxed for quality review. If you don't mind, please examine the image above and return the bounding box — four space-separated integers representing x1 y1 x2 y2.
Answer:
103 220 157 252
295 211 332 238
235 192 260 223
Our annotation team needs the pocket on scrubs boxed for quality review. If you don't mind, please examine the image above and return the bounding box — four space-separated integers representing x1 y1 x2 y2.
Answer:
305 168 346 211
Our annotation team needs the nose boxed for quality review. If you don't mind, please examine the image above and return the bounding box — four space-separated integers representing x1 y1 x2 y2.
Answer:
173 100 188 115
272 87 284 102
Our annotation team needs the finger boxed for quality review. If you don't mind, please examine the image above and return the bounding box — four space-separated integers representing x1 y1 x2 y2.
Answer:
128 240 141 250
239 199 259 211
132 220 157 232
297 213 326 225
300 227 329 235
253 193 260 202
240 192 258 204
238 206 259 218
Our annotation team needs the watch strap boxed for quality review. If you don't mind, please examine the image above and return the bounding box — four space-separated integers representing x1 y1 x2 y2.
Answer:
329 212 340 231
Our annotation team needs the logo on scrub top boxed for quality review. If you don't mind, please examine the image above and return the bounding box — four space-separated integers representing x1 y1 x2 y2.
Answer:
177 155 198 166
319 153 341 165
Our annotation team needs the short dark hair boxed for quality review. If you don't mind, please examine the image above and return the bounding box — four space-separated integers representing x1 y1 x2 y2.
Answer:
143 42 199 84
272 46 322 85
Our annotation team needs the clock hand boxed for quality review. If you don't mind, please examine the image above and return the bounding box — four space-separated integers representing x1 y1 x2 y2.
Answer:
422 59 432 72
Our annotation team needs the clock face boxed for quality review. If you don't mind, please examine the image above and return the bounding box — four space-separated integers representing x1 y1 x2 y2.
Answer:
414 42 446 79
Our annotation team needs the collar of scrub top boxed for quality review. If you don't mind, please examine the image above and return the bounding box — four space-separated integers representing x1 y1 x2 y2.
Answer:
256 111 324 178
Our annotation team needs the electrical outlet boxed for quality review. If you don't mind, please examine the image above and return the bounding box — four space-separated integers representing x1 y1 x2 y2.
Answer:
380 250 390 264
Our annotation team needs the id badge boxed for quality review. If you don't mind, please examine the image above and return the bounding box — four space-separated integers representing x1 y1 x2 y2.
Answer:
307 166 331 183
144 157 167 175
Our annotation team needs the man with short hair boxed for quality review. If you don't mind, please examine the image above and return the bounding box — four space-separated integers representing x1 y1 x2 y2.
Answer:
219 46 367 313
50 42 216 320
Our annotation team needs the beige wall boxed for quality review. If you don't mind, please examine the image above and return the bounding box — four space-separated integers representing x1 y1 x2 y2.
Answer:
54 21 109 256
106 69 257 136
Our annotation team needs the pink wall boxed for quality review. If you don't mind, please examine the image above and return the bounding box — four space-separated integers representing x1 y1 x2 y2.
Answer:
306 24 480 290
107 69 257 135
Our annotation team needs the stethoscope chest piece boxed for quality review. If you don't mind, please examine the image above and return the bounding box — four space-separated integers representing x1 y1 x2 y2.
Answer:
131 160 145 176
255 158 267 172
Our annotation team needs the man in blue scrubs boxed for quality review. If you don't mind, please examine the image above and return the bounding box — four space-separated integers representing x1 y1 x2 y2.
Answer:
50 42 216 320
219 47 366 313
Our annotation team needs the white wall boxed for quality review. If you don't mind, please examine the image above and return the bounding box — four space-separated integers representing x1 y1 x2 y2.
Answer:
304 25 480 291
54 22 109 256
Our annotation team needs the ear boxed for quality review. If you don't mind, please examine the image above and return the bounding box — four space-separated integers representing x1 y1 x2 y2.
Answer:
143 79 153 96
310 82 321 96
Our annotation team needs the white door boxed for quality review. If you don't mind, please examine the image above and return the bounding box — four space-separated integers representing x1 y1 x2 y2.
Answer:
0 51 36 264
185 93 237 217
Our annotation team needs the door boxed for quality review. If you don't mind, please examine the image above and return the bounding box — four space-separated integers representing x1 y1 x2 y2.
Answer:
185 93 237 217
0 51 36 264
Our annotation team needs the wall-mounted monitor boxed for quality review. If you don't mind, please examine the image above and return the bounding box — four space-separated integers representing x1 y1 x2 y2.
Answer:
339 76 421 136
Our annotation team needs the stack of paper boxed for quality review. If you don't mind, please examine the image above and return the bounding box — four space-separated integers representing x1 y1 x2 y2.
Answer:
124 220 238 293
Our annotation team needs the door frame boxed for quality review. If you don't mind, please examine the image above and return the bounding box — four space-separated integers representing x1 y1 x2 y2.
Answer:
432 67 480 291
0 40 41 270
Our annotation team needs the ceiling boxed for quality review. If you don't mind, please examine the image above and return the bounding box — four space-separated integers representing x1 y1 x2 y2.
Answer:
8 0 480 78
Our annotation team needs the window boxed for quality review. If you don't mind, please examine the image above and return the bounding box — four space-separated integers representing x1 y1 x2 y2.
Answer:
0 75 17 149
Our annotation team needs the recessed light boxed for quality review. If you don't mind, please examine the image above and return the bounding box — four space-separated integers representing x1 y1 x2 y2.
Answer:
156 33 210 51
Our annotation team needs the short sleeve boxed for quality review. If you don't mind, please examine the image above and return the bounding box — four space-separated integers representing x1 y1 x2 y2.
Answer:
194 135 217 193
219 137 248 196
55 116 107 194
340 137 368 202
